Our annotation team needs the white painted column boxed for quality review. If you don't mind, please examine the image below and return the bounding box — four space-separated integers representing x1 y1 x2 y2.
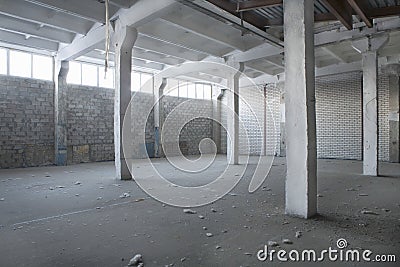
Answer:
114 22 138 180
352 35 389 176
284 0 317 218
54 59 69 166
383 64 400 163
226 60 244 165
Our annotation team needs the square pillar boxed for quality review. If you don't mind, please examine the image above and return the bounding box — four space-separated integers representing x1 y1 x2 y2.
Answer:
113 22 138 180
225 60 244 165
284 0 317 218
154 77 167 157
352 35 389 175
54 60 69 166
383 64 400 162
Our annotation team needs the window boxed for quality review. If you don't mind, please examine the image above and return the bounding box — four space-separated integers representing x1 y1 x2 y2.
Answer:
81 63 98 86
67 61 81 84
204 84 212 99
131 72 141 91
179 82 188 98
0 48 6 75
32 54 52 81
9 50 31 78
188 83 196 98
140 72 153 93
195 83 204 99
99 67 114 88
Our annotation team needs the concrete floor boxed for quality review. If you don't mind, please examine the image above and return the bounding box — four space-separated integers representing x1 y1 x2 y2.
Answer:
0 156 399 266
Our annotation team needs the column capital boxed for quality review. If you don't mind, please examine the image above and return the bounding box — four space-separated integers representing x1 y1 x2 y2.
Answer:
382 63 400 76
352 34 389 54
224 57 244 73
113 19 138 51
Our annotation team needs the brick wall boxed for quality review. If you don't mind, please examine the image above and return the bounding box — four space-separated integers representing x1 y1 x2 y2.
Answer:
316 72 363 160
220 85 281 156
66 84 114 164
161 96 214 156
315 71 390 161
0 75 55 168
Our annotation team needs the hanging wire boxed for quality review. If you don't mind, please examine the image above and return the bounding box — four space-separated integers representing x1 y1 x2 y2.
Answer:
104 0 110 78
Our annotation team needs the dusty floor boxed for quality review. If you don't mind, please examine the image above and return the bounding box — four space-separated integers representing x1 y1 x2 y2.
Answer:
0 156 399 267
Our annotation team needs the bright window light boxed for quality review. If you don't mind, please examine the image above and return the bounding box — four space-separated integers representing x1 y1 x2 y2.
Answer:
67 61 81 84
195 83 204 99
169 88 178 97
32 54 52 81
204 84 212 99
0 48 6 75
188 83 196 98
141 72 153 93
9 50 31 78
81 63 98 86
99 67 114 88
131 72 141 91
179 82 188 98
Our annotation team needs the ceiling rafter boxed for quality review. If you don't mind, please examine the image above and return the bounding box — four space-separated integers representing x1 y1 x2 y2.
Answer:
346 0 373 28
24 0 118 23
320 0 353 30
236 0 282 12
205 0 281 29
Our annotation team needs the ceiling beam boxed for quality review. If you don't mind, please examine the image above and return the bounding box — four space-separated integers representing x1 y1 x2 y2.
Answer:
367 5 400 18
136 35 207 61
57 0 176 61
58 23 106 61
161 13 249 51
321 46 349 63
205 0 280 29
346 0 373 28
0 14 74 44
0 0 93 35
0 29 58 51
139 21 233 57
236 0 282 12
320 0 353 30
24 0 118 23
231 17 400 63
230 43 282 63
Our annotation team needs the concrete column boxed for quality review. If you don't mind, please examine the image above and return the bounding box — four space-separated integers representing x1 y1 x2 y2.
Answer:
154 77 167 157
213 88 226 154
383 64 400 162
54 59 69 166
113 22 138 180
226 60 244 165
284 0 317 218
352 35 389 175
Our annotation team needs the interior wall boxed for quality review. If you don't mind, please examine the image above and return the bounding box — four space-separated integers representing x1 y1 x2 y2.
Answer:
315 71 390 161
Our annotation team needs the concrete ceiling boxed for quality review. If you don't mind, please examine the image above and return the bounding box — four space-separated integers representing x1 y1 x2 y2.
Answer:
0 0 399 84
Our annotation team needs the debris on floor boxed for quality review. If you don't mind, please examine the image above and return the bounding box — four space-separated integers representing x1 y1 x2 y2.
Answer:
361 210 379 215
282 239 293 244
128 254 143 266
295 231 302 238
183 209 196 214
0 198 4 201
359 193 369 196
198 215 205 219
74 181 82 185
206 233 213 237
120 193 131 198
267 241 279 247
